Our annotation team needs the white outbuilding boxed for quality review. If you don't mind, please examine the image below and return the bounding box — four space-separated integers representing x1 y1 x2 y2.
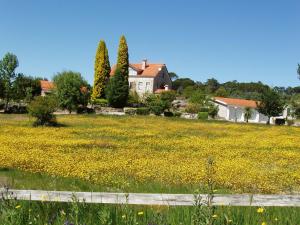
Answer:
212 97 271 124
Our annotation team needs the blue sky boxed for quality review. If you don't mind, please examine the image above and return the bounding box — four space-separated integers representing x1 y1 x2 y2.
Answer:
0 0 299 87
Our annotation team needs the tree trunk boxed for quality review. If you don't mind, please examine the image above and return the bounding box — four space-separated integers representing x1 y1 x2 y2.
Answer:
266 117 270 125
4 93 9 112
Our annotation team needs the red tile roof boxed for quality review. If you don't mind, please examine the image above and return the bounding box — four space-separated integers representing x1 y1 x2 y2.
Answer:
110 63 165 77
40 80 54 92
214 97 258 108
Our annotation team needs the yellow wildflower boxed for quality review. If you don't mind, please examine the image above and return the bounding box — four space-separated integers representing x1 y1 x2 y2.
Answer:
138 211 144 216
257 207 264 213
262 222 267 225
1 115 300 194
212 214 218 218
15 205 21 209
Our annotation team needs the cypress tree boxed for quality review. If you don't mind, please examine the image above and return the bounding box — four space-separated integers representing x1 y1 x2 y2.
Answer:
92 40 111 100
106 68 129 108
116 35 129 80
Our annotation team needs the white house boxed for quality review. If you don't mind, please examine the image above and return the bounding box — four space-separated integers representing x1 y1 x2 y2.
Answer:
110 60 172 95
212 97 271 123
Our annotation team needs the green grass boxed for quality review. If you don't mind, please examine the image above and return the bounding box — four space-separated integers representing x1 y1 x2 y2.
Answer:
0 168 232 194
0 199 300 225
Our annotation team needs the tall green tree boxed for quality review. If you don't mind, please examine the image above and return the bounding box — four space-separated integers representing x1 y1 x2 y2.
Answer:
168 72 179 81
12 74 41 102
257 88 285 124
0 53 19 110
53 71 89 113
91 40 110 100
116 35 129 80
205 78 220 93
215 86 228 97
105 68 129 108
172 78 195 91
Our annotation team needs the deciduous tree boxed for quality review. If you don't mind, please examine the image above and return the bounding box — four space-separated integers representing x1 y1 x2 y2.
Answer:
257 88 285 124
168 72 179 81
12 74 41 102
53 71 89 113
0 53 19 110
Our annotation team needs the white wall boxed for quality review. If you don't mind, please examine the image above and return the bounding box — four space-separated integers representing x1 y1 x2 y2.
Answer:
129 68 138 76
213 100 272 123
127 65 172 95
128 77 154 95
248 110 259 123
216 104 228 120
258 113 269 123
228 106 245 122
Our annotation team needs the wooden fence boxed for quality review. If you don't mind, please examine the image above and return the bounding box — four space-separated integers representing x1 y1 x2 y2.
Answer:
1 189 300 207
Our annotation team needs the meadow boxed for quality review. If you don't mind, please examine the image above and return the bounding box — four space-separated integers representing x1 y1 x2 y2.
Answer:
0 114 300 194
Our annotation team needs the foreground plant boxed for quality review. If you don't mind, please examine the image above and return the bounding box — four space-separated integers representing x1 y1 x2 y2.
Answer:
193 157 216 225
27 96 57 126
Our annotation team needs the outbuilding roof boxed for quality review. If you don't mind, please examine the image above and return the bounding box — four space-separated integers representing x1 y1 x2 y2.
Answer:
214 97 258 108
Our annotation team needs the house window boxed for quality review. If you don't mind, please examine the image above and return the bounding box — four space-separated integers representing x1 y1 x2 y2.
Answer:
146 82 151 91
138 82 143 90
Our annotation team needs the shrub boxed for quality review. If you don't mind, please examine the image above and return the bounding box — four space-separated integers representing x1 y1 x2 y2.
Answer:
124 107 137 115
199 107 209 112
127 90 141 107
77 106 95 114
287 119 294 126
151 105 164 116
185 103 202 113
144 93 165 116
4 104 27 114
174 112 182 117
92 98 108 107
164 111 174 117
136 107 150 115
198 112 208 120
160 90 176 110
27 96 57 126
188 90 206 104
0 101 5 110
208 104 219 119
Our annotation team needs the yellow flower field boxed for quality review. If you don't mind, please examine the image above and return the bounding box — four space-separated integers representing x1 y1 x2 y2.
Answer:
0 114 300 193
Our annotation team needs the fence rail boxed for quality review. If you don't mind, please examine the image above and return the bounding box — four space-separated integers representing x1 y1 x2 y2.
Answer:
1 189 300 207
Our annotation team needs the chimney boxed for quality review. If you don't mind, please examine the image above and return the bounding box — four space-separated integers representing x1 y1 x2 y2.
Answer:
141 59 147 70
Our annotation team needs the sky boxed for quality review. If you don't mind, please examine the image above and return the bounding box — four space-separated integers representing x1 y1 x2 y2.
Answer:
0 0 299 87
